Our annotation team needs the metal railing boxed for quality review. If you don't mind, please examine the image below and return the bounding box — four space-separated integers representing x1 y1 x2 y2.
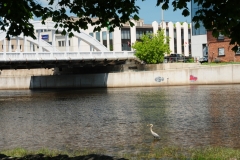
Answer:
0 51 137 62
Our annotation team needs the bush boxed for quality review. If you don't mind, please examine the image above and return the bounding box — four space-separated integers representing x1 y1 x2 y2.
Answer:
214 58 221 63
132 30 170 64
186 58 194 63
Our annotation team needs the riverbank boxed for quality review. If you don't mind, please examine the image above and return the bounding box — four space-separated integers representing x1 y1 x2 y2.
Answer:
1 147 240 159
0 153 126 160
0 63 240 89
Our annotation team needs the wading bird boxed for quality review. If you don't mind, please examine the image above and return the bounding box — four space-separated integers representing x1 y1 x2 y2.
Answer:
147 124 160 139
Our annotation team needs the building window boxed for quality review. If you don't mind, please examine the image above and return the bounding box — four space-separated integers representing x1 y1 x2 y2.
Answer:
58 40 70 47
136 30 143 39
109 32 113 51
236 47 240 54
202 44 208 57
102 31 107 47
173 29 177 53
188 29 191 39
121 29 131 51
218 48 225 56
174 29 176 38
102 31 107 40
121 29 130 39
191 2 206 36
109 32 113 40
166 29 169 37
181 29 184 39
11 45 14 49
189 40 191 55
96 32 100 42
33 45 35 51
136 29 153 40
217 32 224 40
181 29 184 54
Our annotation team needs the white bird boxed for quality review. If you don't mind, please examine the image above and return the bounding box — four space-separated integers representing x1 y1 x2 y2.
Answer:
147 124 160 139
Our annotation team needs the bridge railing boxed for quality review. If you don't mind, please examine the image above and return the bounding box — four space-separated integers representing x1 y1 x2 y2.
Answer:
0 51 137 62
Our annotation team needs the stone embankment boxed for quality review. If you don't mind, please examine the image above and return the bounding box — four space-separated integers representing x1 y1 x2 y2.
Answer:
1 63 240 89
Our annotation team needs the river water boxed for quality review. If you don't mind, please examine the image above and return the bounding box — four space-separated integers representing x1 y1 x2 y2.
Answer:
0 85 240 155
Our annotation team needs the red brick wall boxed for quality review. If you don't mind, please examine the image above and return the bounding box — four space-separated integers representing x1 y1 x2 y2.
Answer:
207 31 240 62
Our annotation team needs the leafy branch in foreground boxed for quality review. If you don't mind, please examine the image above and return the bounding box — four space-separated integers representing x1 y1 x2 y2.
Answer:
0 0 140 39
1 0 240 52
157 0 240 52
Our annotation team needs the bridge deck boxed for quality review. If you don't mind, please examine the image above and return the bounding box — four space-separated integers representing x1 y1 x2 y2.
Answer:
0 51 139 69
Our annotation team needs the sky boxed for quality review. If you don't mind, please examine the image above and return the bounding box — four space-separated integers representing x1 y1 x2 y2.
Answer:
35 0 191 24
135 0 191 24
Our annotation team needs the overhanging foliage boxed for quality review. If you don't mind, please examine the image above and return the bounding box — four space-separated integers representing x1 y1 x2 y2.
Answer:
0 0 240 51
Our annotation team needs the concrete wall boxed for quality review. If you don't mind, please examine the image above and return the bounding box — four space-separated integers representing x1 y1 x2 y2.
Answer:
1 64 240 89
0 68 54 76
0 76 31 89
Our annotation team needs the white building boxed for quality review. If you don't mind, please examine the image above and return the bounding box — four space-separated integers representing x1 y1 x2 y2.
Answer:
35 18 192 56
0 18 192 57
191 1 207 59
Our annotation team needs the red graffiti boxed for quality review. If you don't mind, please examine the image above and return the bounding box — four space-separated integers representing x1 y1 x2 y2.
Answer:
190 75 197 81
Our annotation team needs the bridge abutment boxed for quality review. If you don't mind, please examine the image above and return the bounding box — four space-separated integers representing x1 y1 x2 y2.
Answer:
0 63 240 89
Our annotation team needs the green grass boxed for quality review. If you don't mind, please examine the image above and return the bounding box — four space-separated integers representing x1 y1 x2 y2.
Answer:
189 147 240 159
201 62 240 65
1 146 240 159
0 147 105 158
121 146 240 159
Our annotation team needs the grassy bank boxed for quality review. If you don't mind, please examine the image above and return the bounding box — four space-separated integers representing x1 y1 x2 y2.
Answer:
1 147 240 159
122 147 240 159
0 147 105 158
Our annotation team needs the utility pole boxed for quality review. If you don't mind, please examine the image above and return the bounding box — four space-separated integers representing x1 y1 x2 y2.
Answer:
161 3 164 29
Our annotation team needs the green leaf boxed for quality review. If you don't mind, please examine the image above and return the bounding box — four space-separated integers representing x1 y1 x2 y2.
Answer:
69 32 74 37
132 30 170 64
182 9 190 17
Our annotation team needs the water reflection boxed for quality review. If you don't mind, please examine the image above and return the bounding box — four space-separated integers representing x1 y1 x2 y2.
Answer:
0 85 240 155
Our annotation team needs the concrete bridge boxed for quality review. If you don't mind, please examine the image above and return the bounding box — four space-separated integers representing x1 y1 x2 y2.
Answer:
0 51 137 69
0 21 138 70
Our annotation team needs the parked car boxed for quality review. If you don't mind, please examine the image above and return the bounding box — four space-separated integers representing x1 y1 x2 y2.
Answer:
164 53 186 63
199 56 208 64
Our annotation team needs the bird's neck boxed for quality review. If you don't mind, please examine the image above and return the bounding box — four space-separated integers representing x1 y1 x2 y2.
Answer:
150 127 153 132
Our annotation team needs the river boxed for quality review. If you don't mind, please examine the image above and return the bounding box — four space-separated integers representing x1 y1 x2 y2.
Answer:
0 85 240 155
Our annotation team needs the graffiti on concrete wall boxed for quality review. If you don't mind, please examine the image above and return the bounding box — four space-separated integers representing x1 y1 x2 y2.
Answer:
190 75 197 82
155 76 164 82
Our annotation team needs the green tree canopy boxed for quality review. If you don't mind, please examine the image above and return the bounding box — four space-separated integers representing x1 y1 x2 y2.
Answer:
157 0 240 52
132 30 170 64
0 0 139 39
1 0 240 51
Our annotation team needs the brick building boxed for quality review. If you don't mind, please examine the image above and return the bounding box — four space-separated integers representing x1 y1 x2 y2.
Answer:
207 31 240 62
